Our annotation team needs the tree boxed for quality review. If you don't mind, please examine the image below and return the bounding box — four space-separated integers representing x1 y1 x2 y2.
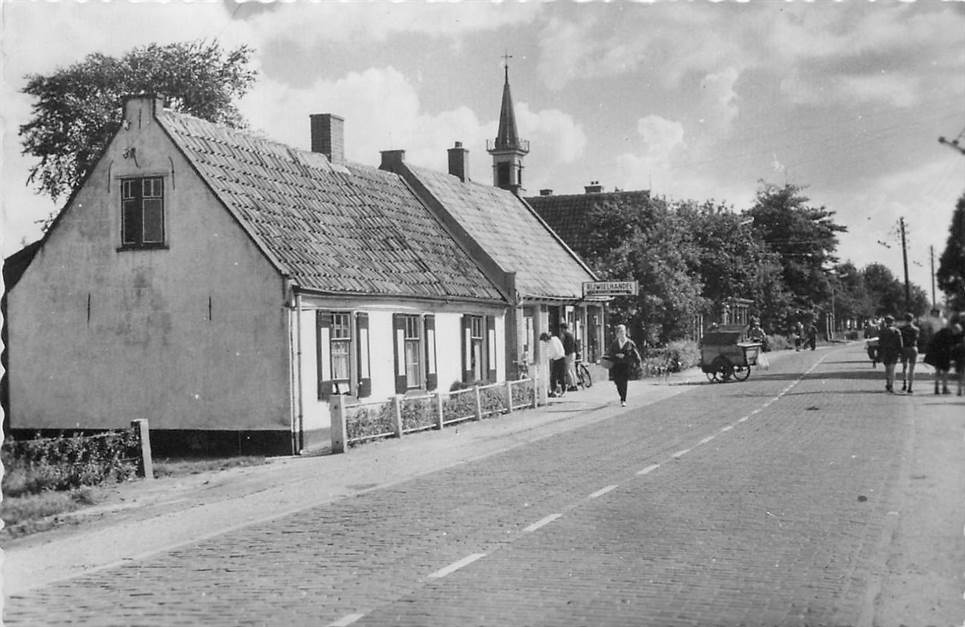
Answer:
20 40 256 208
936 192 965 311
675 200 791 333
746 182 847 322
585 196 704 346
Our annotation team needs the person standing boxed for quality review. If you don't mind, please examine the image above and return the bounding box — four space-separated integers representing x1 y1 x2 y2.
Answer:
951 321 965 396
805 320 818 351
924 318 958 395
876 315 903 393
560 322 578 392
898 313 920 393
607 324 640 407
539 332 567 397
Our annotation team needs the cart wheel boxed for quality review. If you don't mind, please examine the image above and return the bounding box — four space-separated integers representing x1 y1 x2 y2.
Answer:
733 365 751 381
705 371 719 383
711 356 734 382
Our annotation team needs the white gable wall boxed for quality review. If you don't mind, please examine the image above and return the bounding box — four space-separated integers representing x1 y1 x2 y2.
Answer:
8 98 291 437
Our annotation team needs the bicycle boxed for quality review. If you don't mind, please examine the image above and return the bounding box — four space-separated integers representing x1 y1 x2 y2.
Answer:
575 355 592 389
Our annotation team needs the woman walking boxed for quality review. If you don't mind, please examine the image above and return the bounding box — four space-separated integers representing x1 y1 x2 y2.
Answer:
607 324 640 407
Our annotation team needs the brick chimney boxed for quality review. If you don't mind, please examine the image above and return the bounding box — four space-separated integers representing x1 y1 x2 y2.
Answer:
310 114 344 166
379 149 406 171
584 181 603 194
447 141 469 182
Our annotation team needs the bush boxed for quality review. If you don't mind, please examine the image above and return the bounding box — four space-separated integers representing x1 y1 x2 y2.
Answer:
640 340 700 376
767 333 792 351
1 430 140 497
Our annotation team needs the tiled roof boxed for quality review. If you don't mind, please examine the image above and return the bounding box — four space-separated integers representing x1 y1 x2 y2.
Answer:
158 111 503 302
407 166 595 300
525 190 652 257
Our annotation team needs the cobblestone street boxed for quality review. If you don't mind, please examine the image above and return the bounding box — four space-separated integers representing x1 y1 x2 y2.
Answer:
5 344 964 626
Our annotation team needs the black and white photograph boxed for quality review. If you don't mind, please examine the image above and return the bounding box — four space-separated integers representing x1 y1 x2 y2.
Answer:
2 1 964 625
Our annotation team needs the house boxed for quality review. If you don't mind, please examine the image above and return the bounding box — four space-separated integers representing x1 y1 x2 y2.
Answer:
380 65 604 369
526 183 652 265
6 96 509 455
7 65 601 456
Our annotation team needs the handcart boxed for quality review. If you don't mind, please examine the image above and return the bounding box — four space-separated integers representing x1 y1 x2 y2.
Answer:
699 331 762 383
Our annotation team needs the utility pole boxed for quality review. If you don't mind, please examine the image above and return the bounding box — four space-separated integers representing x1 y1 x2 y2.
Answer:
900 217 910 308
930 245 936 309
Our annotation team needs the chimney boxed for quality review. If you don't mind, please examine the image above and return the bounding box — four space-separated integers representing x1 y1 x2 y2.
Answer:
447 141 469 182
584 180 603 194
539 189 553 196
310 114 345 166
379 149 406 172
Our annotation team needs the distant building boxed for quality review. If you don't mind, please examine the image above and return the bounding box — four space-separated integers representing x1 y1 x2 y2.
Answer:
526 184 652 258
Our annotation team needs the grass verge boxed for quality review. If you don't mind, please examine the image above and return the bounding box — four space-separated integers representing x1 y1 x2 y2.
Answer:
2 455 269 540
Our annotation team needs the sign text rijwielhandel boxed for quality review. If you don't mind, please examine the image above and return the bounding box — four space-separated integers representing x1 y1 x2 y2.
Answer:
582 281 639 298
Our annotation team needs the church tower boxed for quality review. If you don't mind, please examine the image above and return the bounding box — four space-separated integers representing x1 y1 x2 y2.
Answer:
487 59 529 195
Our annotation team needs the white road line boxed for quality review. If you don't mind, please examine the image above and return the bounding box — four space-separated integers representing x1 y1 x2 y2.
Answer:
737 416 750 423
672 448 691 459
636 464 660 476
428 553 487 579
720 425 734 432
523 513 562 532
589 485 619 499
327 614 365 627
698 435 715 445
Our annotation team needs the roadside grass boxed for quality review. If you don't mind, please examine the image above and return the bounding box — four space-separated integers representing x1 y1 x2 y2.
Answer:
2 454 269 539
1 488 99 537
152 455 268 478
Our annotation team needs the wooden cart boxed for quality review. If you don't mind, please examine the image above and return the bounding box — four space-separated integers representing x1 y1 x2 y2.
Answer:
699 331 762 383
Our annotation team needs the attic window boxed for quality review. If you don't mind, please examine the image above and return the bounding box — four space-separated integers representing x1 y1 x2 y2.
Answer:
120 176 165 249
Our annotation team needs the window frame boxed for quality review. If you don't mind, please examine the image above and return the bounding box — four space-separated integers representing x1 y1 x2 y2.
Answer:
119 176 167 250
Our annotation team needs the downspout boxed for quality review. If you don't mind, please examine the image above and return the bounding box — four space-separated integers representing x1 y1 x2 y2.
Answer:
294 290 305 454
286 283 297 455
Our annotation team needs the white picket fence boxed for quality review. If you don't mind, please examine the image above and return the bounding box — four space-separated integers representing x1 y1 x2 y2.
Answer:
329 370 544 453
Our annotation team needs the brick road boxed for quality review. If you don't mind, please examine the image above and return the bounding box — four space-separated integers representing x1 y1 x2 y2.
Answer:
4 344 963 626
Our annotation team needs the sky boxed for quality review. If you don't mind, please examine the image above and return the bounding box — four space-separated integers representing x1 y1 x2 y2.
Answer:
2 1 963 299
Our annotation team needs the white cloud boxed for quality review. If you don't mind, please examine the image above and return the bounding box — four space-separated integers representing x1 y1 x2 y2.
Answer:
516 104 587 164
697 67 740 135
240 70 587 186
637 116 686 162
244 2 542 48
820 156 965 291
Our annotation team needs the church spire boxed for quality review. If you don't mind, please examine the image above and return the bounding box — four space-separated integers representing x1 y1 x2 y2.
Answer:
488 54 529 194
494 61 522 151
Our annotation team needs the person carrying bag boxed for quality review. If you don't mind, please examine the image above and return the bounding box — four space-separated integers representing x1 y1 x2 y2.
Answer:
606 324 641 407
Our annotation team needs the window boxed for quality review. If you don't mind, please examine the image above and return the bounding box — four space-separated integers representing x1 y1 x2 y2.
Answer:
403 316 422 388
461 314 497 383
469 315 484 381
121 177 165 248
393 314 436 394
317 311 371 400
330 313 351 383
